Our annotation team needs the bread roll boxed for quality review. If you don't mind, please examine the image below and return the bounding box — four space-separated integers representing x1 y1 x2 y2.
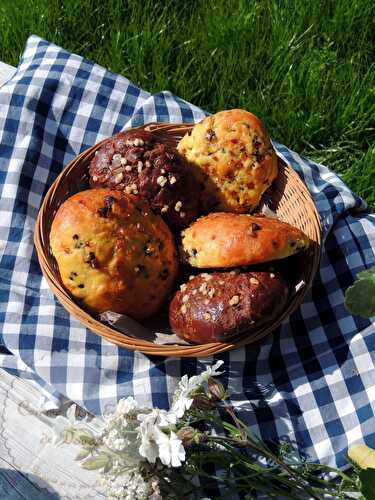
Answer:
89 130 199 229
181 213 309 268
169 271 288 343
50 189 178 318
177 109 278 213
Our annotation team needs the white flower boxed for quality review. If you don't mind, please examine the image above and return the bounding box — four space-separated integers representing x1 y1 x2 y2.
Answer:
139 434 159 464
51 404 81 444
104 468 151 499
171 361 224 418
116 397 138 416
156 431 185 467
137 408 177 429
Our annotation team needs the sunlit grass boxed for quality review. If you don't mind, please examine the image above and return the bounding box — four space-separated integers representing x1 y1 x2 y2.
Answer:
0 0 374 206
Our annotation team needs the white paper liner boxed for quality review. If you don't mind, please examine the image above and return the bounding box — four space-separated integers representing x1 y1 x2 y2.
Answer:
100 311 190 345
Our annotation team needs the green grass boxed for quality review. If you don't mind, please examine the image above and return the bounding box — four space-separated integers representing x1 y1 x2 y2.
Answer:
0 0 374 206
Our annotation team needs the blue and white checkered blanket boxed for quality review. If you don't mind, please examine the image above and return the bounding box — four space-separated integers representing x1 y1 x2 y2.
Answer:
0 35 374 470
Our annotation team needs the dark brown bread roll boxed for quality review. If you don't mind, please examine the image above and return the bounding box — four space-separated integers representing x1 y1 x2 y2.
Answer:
89 130 199 229
169 270 288 343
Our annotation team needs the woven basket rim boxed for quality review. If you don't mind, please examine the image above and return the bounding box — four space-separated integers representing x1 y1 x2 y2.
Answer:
34 122 322 357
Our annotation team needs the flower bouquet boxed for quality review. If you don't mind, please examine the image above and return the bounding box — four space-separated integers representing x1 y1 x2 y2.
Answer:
50 360 375 499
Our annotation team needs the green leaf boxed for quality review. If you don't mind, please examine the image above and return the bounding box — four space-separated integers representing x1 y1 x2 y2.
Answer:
360 468 375 499
75 448 91 461
357 267 375 280
345 267 375 318
81 455 109 470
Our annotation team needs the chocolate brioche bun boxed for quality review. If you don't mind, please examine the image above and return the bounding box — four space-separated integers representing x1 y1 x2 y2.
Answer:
181 213 310 268
169 270 288 343
177 109 278 213
89 130 199 229
50 189 178 319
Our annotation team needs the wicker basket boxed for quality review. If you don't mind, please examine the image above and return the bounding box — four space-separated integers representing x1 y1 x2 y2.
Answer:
34 123 321 357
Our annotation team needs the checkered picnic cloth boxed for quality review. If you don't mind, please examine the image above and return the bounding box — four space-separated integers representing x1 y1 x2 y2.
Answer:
0 35 374 471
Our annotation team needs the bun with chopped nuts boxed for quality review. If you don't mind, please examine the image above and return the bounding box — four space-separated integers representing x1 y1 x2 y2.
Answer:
169 271 288 343
50 188 178 319
89 130 199 229
177 109 278 213
181 213 310 268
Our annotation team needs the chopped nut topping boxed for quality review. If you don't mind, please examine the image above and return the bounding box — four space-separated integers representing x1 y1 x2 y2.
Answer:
182 294 189 303
114 172 123 183
157 175 168 187
204 299 210 305
112 153 122 162
120 158 127 165
203 312 211 320
229 295 240 306
199 282 208 295
189 275 195 280
124 185 132 194
145 160 151 168
133 138 141 146
131 183 138 194
125 140 133 146
208 288 215 298
250 277 259 285
170 176 177 185
180 284 187 292
161 205 169 213
180 211 186 218
219 280 225 285
92 175 98 181
125 165 133 172
192 289 197 295
175 201 182 212
134 266 140 273
180 305 187 314
201 273 212 281
136 223 141 229
270 273 275 278
137 160 143 169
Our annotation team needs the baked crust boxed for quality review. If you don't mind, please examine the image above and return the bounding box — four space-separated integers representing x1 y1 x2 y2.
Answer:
89 130 199 229
181 213 309 268
50 189 178 318
169 271 288 343
177 109 278 212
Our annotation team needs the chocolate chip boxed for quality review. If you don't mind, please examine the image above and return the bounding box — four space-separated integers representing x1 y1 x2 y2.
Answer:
69 272 78 280
249 222 261 237
85 251 99 269
290 241 296 247
78 284 85 288
97 206 110 218
206 128 216 141
98 195 115 217
72 234 79 240
104 195 115 207
159 268 169 280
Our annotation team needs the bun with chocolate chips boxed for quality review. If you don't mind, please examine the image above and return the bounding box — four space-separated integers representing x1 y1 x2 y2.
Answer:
49 188 178 319
181 212 310 268
177 109 278 213
89 130 199 229
169 270 288 343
